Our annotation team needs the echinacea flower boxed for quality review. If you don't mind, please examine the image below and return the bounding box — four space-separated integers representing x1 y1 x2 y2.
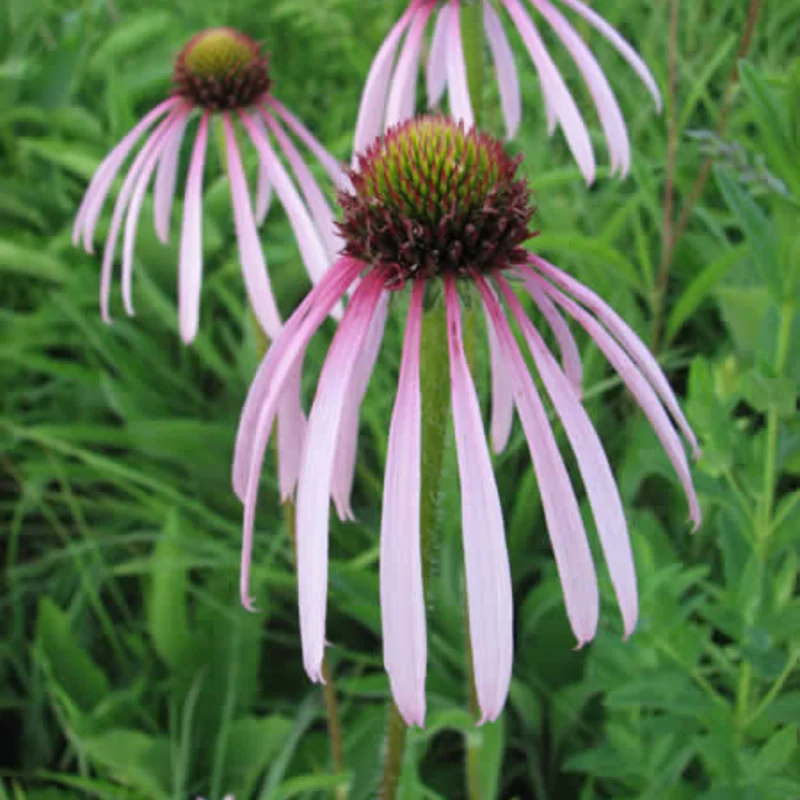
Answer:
234 116 700 726
354 0 662 182
73 27 346 343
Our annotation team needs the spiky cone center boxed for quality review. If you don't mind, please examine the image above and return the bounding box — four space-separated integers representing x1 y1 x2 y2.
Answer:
173 28 270 111
338 116 536 288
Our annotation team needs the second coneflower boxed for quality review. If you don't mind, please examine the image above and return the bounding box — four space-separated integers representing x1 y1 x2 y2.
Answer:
73 26 346 343
234 116 700 727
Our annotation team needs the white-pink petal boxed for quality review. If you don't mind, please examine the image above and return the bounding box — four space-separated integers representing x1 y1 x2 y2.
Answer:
476 276 599 647
445 277 513 723
178 114 209 344
483 294 515 453
484 1 522 139
153 111 189 244
224 113 282 339
250 113 273 225
381 280 426 727
277 361 307 503
296 272 386 682
426 4 450 108
446 0 475 128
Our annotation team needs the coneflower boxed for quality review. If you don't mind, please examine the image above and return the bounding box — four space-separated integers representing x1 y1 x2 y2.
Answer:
234 116 700 726
73 27 345 343
354 0 662 182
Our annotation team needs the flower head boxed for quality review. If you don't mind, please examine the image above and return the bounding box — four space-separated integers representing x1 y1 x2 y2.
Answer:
354 0 662 183
73 27 347 344
234 117 700 727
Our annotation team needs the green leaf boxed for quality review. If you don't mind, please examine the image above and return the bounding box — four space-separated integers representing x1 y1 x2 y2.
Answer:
750 726 798 779
146 509 191 669
36 599 109 713
0 239 67 283
715 167 783 297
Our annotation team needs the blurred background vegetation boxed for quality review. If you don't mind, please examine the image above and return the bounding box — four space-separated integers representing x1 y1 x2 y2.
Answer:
1 0 799 798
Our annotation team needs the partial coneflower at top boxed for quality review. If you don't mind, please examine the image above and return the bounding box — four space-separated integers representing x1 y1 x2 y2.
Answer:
233 116 700 727
73 27 346 343
354 0 662 183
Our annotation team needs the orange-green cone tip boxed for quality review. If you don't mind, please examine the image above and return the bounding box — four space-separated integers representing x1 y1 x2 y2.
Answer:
173 28 270 111
338 115 537 288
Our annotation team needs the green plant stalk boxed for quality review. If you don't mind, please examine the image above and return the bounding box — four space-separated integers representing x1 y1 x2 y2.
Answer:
381 296 451 800
221 116 349 794
735 300 795 736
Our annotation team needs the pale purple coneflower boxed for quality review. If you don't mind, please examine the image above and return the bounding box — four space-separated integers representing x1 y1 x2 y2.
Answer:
73 27 347 344
233 117 700 727
353 0 662 183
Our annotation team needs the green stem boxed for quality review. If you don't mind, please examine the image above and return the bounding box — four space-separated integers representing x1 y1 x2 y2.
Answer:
736 301 794 735
461 0 486 125
380 294 451 799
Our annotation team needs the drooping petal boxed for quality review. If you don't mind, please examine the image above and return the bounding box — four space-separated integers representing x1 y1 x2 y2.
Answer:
528 255 700 457
532 272 701 529
236 257 363 608
224 113 282 339
263 111 342 262
352 2 418 159
277 360 307 503
267 97 349 191
99 110 178 323
233 256 363 501
381 280 426 727
426 4 450 108
296 272 386 682
527 279 583 396
496 276 637 637
446 0 475 127
474 277 599 647
385 1 433 127
444 277 513 723
331 291 389 521
557 0 662 110
178 114 209 344
251 113 273 225
502 0 595 182
153 111 190 244
529 0 631 175
484 0 522 139
239 112 331 289
121 110 190 316
483 293 514 453
75 97 179 251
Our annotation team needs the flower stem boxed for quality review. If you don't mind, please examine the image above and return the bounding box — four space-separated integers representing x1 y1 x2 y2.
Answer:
380 294 451 799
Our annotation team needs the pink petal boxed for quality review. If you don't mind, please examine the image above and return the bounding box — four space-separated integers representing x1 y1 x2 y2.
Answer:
444 277 513 723
99 110 178 323
178 114 209 344
528 254 700 458
250 113 273 225
530 0 631 175
474 276 599 647
239 112 330 289
153 111 189 244
426 4 450 108
267 97 350 191
75 97 178 251
331 291 389 521
446 0 475 128
483 293 514 453
224 113 282 339
531 271 702 530
352 2 418 159
236 257 363 608
385 1 432 127
484 1 522 139
497 276 637 637
277 361 307 503
557 0 662 110
263 111 342 262
527 279 583 397
502 0 595 183
381 280 426 727
295 272 386 682
233 256 363 501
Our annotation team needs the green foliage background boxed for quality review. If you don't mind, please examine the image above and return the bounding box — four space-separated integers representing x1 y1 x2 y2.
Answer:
1 0 799 798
